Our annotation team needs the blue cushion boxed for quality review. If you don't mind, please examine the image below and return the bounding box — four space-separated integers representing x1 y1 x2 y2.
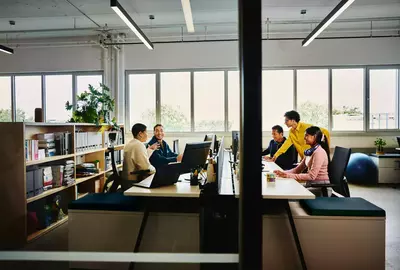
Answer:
300 197 385 217
69 193 142 212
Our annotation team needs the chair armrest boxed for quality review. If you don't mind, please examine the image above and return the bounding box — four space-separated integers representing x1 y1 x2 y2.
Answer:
131 169 151 175
309 183 336 188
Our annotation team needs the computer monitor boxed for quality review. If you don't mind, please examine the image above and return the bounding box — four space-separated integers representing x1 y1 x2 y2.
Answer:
181 141 212 172
216 136 225 193
204 134 217 155
232 131 239 163
397 136 400 147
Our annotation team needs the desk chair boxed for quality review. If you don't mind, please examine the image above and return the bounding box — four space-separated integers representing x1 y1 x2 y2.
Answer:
173 139 179 154
309 146 352 197
102 147 149 193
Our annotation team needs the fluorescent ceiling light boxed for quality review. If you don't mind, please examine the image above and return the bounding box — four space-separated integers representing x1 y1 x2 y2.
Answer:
302 0 355 47
0 44 13 55
181 0 195 33
110 0 154 50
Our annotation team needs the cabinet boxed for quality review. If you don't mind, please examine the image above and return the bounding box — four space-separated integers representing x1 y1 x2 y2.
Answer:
370 154 400 184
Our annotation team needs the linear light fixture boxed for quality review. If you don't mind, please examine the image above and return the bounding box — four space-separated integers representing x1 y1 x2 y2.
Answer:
302 0 355 47
110 0 154 50
181 0 195 33
0 44 13 55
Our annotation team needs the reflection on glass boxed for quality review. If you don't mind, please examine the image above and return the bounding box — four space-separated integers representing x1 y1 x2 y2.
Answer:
129 74 156 129
228 71 239 131
297 69 329 128
76 75 103 95
15 76 42 122
160 72 191 132
332 69 364 131
194 71 225 131
369 69 398 129
263 70 294 131
45 75 72 122
0 76 12 122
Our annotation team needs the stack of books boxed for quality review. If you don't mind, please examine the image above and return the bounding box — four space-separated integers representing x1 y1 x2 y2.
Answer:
51 165 64 188
63 160 75 186
76 163 99 178
37 133 56 158
25 139 39 161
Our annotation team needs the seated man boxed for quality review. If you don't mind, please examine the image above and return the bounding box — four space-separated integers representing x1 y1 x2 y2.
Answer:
122 123 157 190
263 125 297 170
148 124 183 169
274 126 330 186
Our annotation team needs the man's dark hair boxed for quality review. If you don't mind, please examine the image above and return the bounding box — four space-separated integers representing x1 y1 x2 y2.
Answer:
272 125 283 134
153 124 163 131
131 123 147 138
284 110 300 122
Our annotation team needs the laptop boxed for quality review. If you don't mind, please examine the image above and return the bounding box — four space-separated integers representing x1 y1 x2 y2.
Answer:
132 162 182 188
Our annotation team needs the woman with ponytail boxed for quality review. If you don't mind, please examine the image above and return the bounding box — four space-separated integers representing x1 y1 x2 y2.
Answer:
274 126 330 184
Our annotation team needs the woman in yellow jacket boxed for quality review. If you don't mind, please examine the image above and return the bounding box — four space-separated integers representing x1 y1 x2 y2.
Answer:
269 110 330 162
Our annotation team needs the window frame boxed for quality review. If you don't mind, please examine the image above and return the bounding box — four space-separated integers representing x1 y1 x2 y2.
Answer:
0 70 103 122
125 65 400 136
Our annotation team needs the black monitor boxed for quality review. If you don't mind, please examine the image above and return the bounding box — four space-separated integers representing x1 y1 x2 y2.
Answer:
216 136 225 193
232 131 239 163
181 141 212 172
204 134 217 155
397 136 400 147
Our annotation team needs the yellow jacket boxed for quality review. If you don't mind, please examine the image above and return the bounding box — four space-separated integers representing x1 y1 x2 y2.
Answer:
273 122 330 160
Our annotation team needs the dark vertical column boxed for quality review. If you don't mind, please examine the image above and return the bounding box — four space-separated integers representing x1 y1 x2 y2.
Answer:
238 0 262 269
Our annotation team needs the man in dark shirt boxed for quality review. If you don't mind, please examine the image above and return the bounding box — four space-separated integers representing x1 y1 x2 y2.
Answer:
262 125 297 170
148 124 182 169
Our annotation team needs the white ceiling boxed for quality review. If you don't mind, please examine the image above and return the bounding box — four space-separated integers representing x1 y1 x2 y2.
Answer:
0 0 399 43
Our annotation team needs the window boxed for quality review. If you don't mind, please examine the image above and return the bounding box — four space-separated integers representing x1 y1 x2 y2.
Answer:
369 69 398 129
262 70 294 131
0 76 12 122
76 74 103 95
332 69 364 131
297 69 329 128
129 74 156 129
194 71 225 131
228 71 240 131
160 72 191 132
15 76 42 122
45 75 73 122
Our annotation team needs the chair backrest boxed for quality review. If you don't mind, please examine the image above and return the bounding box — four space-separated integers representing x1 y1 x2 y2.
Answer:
173 139 180 154
107 146 122 193
329 146 351 197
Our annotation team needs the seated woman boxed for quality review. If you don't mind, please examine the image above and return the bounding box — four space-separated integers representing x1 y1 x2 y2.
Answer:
274 126 330 185
121 123 158 190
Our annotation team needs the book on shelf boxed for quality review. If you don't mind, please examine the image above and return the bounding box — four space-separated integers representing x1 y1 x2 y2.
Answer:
75 131 102 153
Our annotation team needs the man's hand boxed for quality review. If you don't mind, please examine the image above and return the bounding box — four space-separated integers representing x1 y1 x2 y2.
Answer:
264 156 276 162
176 154 183 162
274 170 287 178
149 142 160 150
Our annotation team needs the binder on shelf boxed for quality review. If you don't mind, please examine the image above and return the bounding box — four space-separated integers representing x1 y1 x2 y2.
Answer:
26 170 34 198
34 168 44 195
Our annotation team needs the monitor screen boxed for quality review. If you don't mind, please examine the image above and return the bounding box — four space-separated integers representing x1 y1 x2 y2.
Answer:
181 141 212 171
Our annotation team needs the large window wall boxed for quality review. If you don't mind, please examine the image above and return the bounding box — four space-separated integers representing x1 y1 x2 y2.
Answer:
0 72 103 122
127 66 399 133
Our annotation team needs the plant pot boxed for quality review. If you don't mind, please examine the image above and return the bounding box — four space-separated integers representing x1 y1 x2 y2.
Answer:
376 146 384 155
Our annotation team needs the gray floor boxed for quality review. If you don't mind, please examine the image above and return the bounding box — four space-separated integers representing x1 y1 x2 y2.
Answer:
1 184 399 270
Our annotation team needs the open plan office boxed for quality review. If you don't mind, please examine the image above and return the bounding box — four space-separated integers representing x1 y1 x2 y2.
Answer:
0 0 399 269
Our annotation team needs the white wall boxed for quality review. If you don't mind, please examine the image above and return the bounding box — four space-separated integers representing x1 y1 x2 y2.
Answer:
0 45 102 73
124 37 400 70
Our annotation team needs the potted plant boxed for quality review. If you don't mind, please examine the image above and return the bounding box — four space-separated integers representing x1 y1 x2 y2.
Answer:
65 83 119 130
374 138 386 155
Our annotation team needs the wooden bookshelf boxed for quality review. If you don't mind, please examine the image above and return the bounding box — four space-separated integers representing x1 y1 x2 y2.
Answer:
27 184 75 204
106 144 125 152
77 192 89 199
0 122 124 249
26 154 75 166
27 216 68 242
76 171 104 184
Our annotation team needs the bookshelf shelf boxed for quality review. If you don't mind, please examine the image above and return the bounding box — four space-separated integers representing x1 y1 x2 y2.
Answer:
26 154 75 166
105 144 125 152
75 147 107 156
77 192 89 199
27 184 75 204
27 216 68 242
105 163 122 173
76 171 104 184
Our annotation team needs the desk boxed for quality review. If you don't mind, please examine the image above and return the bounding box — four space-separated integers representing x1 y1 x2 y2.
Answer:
124 174 200 198
396 148 400 151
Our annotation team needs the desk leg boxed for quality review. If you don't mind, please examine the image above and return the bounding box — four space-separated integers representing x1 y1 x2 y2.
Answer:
129 208 150 270
285 200 307 270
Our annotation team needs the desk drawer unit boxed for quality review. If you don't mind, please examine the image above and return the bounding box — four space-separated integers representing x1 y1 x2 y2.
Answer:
371 156 400 183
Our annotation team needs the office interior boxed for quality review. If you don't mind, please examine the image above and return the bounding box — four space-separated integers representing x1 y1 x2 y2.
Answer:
0 0 399 269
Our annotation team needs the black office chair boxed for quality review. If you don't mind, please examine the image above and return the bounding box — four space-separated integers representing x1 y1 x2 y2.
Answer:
309 146 352 197
173 139 180 154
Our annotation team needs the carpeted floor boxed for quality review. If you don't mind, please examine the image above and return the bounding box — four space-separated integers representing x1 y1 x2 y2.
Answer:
1 184 399 270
